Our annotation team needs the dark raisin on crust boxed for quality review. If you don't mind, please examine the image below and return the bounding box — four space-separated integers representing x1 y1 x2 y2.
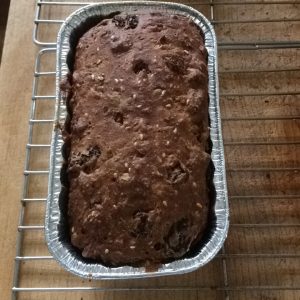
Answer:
159 35 169 45
163 54 186 74
166 160 188 184
131 211 151 237
112 14 139 29
113 112 124 125
112 15 126 28
165 218 190 253
132 59 150 74
70 145 101 167
126 15 139 29
88 145 101 157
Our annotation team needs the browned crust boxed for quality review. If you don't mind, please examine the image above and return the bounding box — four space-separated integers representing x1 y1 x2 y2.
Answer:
64 11 210 266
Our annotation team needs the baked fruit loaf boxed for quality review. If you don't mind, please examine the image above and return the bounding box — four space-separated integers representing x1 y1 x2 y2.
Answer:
64 11 210 266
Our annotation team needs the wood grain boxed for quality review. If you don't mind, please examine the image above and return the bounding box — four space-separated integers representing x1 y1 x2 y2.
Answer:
0 0 36 299
0 0 299 300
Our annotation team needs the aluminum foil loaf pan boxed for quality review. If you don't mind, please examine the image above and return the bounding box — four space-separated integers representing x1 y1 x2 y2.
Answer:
46 1 229 279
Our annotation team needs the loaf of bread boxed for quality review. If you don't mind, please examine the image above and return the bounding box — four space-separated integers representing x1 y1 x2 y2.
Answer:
64 11 210 266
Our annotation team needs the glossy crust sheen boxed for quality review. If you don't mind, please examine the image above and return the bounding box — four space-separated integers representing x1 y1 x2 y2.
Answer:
65 11 210 266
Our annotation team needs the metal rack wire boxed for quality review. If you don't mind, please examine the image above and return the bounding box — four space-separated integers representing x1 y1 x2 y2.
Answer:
12 0 300 299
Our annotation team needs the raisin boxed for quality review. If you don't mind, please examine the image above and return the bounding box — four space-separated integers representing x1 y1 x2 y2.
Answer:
132 59 150 74
126 15 138 29
166 161 188 184
114 112 124 125
112 15 125 28
163 54 185 74
88 145 101 158
131 212 150 237
164 218 190 252
78 153 89 166
71 146 101 167
159 35 168 44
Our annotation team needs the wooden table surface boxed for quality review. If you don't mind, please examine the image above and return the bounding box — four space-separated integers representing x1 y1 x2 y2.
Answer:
0 1 299 300
0 0 37 298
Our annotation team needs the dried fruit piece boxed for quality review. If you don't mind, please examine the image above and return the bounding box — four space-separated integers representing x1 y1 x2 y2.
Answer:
126 15 139 29
112 15 125 28
163 54 185 73
166 160 188 184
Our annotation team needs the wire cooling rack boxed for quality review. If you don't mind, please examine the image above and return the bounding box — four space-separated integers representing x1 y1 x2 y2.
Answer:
12 0 300 299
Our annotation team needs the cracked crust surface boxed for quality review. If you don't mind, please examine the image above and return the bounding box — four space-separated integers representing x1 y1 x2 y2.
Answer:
64 11 210 266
